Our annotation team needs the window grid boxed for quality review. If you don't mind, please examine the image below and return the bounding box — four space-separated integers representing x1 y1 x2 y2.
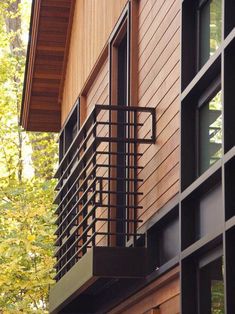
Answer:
181 0 235 313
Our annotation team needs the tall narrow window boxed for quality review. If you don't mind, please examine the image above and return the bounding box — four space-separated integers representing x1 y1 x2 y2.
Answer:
59 101 80 162
110 13 131 247
198 254 224 313
199 0 222 68
198 89 222 174
116 33 128 247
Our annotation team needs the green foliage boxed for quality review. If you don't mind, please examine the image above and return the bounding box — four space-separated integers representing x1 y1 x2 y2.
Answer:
0 180 56 313
0 1 58 313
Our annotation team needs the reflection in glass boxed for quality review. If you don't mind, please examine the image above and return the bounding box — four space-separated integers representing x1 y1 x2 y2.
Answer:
200 0 222 68
199 256 224 314
199 90 222 175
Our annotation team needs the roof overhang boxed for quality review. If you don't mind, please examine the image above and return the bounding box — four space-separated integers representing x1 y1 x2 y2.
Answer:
21 0 75 132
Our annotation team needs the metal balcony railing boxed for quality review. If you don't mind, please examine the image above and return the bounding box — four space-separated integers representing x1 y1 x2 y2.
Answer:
54 104 156 281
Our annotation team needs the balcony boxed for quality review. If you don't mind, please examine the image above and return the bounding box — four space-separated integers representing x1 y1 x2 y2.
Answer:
49 104 156 313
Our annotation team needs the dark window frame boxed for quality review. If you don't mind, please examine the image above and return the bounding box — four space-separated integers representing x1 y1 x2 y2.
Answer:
59 98 80 162
148 206 179 271
180 1 235 313
195 76 222 176
197 0 222 70
197 246 224 314
109 6 131 247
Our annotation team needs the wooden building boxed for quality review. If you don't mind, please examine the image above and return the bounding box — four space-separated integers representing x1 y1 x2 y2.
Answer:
21 0 235 313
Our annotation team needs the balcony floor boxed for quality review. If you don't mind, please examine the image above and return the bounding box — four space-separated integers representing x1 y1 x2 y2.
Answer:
49 246 148 313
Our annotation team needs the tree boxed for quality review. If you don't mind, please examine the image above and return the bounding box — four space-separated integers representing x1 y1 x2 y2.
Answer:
0 1 58 312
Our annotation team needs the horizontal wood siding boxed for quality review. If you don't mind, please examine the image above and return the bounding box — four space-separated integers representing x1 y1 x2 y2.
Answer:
137 0 180 227
109 267 180 314
61 0 127 124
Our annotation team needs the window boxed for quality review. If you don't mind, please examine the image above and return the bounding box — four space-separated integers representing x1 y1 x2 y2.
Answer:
199 0 222 68
181 0 223 88
110 16 130 247
148 209 179 269
181 0 235 313
198 250 224 313
59 100 80 162
181 76 222 189
198 89 222 175
196 183 223 238
157 217 179 266
181 176 222 250
181 245 224 314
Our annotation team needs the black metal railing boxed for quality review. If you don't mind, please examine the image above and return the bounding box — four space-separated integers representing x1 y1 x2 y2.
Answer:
54 104 156 281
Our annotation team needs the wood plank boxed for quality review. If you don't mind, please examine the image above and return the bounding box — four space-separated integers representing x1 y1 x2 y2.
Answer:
138 129 179 180
139 147 179 203
138 183 179 228
138 101 180 163
109 267 180 314
160 295 180 314
138 0 179 61
138 163 179 216
139 0 165 31
61 0 128 123
139 0 179 60
138 27 180 89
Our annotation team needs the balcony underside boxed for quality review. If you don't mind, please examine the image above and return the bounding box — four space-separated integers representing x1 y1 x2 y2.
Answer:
49 246 148 314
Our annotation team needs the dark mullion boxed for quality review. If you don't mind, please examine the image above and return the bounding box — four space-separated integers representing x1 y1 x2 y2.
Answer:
108 42 112 248
133 111 138 247
92 112 97 247
179 1 184 312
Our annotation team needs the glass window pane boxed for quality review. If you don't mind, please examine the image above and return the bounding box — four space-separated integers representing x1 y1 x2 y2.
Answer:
199 90 222 174
158 217 179 265
200 0 222 68
199 256 225 314
197 184 223 239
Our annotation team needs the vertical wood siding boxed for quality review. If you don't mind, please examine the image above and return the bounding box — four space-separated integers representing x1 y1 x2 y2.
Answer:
61 0 127 125
137 0 181 226
84 58 110 246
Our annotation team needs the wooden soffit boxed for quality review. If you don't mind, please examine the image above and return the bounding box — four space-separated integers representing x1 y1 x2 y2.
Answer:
21 0 75 132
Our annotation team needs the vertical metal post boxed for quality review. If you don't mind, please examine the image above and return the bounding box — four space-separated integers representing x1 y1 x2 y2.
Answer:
92 109 97 247
133 110 138 247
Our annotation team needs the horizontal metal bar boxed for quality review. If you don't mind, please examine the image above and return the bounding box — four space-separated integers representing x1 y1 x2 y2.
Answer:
97 176 143 182
55 192 97 246
97 218 143 223
95 104 156 113
96 204 143 209
96 137 155 144
98 121 144 127
54 221 96 271
54 204 97 254
56 172 97 218
55 136 97 190
54 151 97 204
55 177 97 227
96 164 143 169
95 231 143 236
96 151 142 157
95 190 143 195
55 117 96 177
55 233 96 280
